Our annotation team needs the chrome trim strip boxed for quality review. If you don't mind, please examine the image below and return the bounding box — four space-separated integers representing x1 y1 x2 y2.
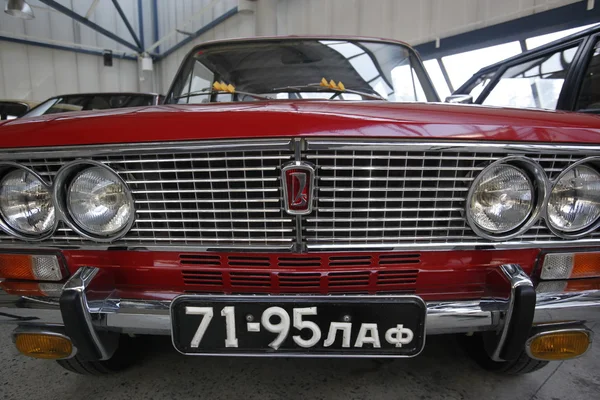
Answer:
0 139 294 160
305 140 600 154
534 289 600 324
2 289 600 336
3 240 600 252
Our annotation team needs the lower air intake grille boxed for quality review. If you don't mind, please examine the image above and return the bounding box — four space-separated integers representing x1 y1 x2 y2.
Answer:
180 253 420 293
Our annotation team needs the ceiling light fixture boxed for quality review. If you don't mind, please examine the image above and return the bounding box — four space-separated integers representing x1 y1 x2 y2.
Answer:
4 0 35 20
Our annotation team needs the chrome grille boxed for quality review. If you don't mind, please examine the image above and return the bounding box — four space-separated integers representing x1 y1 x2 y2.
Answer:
2 139 600 251
0 140 295 248
302 140 600 250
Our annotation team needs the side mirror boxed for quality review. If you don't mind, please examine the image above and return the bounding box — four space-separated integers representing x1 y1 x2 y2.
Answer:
445 94 473 104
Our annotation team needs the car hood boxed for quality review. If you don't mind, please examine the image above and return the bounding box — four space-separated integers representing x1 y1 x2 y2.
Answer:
1 101 600 148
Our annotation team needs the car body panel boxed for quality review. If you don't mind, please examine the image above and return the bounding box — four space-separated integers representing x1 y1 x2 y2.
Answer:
0 36 599 365
0 102 600 148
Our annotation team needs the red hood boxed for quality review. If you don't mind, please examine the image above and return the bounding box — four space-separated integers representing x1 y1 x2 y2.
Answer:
1 101 600 148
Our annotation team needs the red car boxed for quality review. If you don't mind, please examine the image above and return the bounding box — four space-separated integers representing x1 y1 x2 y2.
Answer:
0 37 598 376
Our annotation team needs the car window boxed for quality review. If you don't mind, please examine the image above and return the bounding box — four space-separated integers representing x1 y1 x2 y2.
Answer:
466 72 496 100
482 46 578 110
24 95 156 117
177 62 215 104
0 102 28 120
168 39 438 103
576 39 600 112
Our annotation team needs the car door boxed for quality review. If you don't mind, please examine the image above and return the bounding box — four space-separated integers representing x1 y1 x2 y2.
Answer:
477 41 584 110
573 35 600 115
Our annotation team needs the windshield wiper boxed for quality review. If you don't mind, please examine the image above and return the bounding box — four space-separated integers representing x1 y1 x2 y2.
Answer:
271 81 386 101
174 83 270 101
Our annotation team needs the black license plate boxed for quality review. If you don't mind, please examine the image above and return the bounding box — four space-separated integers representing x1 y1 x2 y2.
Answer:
171 295 426 357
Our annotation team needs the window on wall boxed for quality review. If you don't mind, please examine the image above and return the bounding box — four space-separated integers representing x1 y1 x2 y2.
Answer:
441 42 522 90
576 39 600 111
482 45 578 109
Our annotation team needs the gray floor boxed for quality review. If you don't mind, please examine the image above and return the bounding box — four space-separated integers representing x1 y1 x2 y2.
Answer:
0 324 598 400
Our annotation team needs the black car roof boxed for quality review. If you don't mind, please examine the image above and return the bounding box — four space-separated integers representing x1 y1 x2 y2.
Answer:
471 23 600 75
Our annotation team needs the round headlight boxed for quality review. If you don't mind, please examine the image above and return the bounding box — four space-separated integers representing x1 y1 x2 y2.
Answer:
547 165 600 233
467 164 534 234
67 166 133 236
0 168 55 236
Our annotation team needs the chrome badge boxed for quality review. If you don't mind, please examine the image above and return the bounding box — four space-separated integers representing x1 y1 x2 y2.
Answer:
281 162 315 215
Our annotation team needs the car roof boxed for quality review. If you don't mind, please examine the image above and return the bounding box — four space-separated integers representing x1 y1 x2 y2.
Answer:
46 92 160 98
0 99 40 107
471 23 600 75
186 35 413 52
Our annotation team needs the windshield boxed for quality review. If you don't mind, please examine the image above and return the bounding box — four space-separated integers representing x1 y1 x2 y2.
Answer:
166 39 438 104
23 94 157 117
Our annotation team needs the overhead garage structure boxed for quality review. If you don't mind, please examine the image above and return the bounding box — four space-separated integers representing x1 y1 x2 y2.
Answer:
0 0 598 101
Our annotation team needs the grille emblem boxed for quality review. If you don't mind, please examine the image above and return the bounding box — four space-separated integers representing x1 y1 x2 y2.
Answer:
282 162 315 215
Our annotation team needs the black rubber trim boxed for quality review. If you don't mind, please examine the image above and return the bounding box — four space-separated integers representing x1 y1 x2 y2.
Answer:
59 290 102 361
499 285 537 361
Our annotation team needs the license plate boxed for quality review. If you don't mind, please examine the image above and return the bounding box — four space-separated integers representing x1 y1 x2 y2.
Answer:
171 295 426 357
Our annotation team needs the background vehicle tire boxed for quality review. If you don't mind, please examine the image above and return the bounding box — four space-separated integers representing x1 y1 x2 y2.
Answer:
56 335 141 375
459 333 549 375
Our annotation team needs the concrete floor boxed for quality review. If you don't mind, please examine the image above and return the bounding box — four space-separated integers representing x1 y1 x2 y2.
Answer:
0 324 598 400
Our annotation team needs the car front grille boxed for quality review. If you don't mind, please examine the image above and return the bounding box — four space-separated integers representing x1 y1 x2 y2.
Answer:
304 145 572 249
1 138 600 251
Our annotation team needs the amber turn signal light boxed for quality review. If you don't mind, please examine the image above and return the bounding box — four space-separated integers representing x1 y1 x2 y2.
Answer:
527 330 592 361
541 252 600 280
14 333 73 359
0 254 63 281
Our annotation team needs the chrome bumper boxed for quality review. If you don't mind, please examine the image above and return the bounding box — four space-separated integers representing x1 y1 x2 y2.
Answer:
3 264 599 361
1 285 599 336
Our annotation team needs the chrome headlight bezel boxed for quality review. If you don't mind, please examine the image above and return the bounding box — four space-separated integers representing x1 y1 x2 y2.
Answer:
0 162 57 240
465 156 549 241
53 160 135 242
546 157 600 239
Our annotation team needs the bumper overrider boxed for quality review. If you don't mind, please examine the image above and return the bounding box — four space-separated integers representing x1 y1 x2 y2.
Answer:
1 264 598 361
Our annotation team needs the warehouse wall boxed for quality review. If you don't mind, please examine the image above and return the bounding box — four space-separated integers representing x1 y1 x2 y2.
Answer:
0 0 142 56
0 41 138 100
0 0 590 99
155 0 239 52
0 0 142 101
155 0 585 93
275 0 583 46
